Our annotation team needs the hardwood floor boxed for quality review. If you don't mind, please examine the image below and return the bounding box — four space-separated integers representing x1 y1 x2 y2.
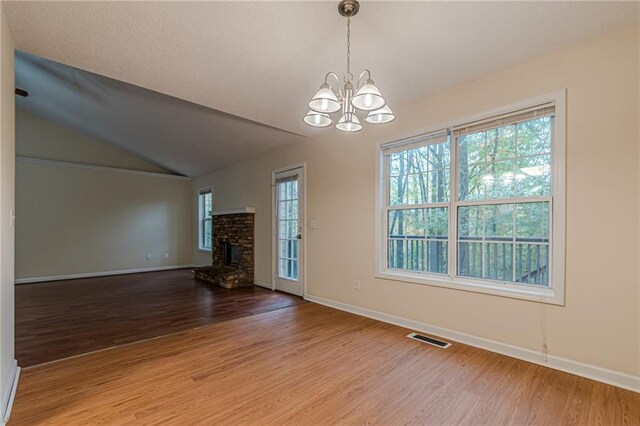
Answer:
10 303 639 425
16 268 303 367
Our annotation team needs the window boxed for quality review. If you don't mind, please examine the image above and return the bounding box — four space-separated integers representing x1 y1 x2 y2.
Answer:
377 93 565 304
198 188 213 251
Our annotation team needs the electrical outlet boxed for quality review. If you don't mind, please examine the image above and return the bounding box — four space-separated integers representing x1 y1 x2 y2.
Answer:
146 253 152 260
164 252 169 259
354 279 360 290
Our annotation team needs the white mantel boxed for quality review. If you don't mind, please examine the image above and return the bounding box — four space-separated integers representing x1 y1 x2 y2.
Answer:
211 207 255 216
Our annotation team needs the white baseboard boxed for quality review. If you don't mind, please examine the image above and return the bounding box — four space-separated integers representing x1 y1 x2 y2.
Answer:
15 265 197 284
254 280 273 290
2 360 20 426
305 294 640 393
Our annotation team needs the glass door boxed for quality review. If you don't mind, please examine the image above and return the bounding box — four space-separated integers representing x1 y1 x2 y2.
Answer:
274 167 304 296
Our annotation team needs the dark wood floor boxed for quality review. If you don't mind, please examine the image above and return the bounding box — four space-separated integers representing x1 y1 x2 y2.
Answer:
10 303 639 425
16 269 304 367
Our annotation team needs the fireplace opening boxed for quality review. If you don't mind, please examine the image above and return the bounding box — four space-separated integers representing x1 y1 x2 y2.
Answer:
223 242 240 266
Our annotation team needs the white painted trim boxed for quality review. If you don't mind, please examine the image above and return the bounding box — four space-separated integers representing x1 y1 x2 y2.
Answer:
16 156 189 180
254 280 273 290
1 360 19 425
14 264 196 284
375 271 560 305
197 186 213 251
375 90 566 305
272 162 307 175
272 163 307 297
305 294 640 393
211 207 255 216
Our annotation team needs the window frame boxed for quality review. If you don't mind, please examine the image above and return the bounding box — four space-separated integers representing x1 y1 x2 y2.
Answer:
198 187 213 252
375 91 566 305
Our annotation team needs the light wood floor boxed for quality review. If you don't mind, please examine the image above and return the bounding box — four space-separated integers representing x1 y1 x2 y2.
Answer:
10 303 639 425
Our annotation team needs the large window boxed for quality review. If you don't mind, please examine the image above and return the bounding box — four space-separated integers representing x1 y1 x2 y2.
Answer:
198 188 213 251
377 94 565 304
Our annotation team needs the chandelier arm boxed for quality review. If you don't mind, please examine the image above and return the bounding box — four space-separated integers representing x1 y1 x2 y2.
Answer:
323 72 344 103
356 69 371 90
324 72 340 84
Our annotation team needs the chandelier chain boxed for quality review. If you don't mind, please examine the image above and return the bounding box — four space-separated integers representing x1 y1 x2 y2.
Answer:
345 16 353 83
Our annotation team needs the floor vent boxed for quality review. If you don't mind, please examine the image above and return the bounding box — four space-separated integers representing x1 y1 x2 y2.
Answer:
407 333 451 348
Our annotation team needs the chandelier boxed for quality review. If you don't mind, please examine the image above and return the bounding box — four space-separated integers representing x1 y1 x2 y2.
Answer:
303 0 395 132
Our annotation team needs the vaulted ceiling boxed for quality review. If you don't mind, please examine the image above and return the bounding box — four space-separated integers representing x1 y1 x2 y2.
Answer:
6 1 639 176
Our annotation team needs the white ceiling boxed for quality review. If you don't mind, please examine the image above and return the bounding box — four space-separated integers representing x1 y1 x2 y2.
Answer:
6 1 639 174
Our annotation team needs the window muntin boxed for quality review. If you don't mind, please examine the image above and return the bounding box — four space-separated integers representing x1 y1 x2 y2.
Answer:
198 189 212 251
380 102 558 297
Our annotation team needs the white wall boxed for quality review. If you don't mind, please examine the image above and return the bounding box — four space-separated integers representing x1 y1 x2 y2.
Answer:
16 110 171 174
0 2 16 422
15 111 193 281
193 26 640 382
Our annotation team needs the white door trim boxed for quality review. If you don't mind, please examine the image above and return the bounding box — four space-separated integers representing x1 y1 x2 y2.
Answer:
272 163 307 297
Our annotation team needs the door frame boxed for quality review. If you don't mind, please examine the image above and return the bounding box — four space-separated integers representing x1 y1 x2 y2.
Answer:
271 162 307 298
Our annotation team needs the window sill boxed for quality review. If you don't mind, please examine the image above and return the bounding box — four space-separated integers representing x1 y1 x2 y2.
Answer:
198 248 212 253
374 270 564 305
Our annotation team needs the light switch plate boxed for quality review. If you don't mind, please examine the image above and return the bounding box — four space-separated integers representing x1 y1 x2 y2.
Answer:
310 218 317 230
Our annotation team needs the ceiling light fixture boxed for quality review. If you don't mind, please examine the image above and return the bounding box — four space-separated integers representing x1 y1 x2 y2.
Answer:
304 0 395 132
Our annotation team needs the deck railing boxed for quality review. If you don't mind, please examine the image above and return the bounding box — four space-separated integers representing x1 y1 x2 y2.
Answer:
388 235 549 286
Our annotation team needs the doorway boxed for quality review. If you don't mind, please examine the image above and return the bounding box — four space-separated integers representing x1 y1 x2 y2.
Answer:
272 165 305 296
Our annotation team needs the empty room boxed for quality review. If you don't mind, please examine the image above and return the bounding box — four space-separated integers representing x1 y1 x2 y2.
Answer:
0 1 638 425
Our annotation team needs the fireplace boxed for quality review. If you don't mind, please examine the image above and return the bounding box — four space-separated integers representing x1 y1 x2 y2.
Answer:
223 242 240 266
193 208 255 289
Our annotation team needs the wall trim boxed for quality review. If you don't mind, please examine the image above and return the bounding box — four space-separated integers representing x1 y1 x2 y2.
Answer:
305 294 640 393
15 265 196 284
16 156 190 180
1 360 19 426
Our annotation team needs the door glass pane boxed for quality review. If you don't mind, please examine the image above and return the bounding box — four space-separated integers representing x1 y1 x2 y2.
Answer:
277 177 299 281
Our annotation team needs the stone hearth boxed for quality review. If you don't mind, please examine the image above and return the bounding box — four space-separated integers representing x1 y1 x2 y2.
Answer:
194 208 255 289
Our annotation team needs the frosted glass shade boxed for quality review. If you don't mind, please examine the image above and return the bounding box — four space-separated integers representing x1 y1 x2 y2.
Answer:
303 110 332 127
308 84 341 114
351 79 385 111
336 112 362 132
365 105 395 124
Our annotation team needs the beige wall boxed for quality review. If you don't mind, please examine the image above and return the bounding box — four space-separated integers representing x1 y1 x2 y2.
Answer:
0 1 16 419
16 109 170 173
193 26 640 378
15 113 193 280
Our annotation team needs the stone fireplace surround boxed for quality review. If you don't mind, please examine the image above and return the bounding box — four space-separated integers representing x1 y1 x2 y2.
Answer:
194 208 255 289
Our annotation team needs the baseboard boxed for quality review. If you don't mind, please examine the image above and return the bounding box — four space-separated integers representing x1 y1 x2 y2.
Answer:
2 360 20 426
254 280 273 290
15 265 197 284
305 294 640 393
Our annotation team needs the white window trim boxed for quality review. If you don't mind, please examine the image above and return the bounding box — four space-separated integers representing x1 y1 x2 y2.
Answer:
375 90 566 305
198 187 213 252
